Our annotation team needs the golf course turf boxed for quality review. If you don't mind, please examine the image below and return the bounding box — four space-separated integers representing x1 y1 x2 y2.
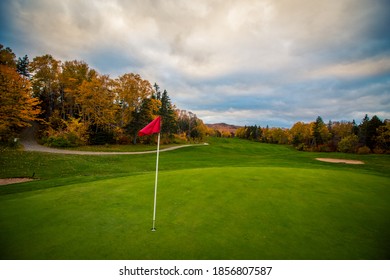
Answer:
1 137 389 259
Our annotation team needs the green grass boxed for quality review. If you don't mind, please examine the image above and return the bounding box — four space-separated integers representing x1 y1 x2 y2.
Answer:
1 138 390 259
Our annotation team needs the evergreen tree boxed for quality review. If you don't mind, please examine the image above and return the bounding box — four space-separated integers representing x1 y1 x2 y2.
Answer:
312 116 327 146
128 97 155 144
159 90 177 137
358 114 370 146
352 119 359 135
366 115 383 149
153 82 161 100
16 55 30 78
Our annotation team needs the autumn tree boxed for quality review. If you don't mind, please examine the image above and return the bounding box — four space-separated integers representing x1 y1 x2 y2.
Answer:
0 44 16 68
236 125 262 141
338 134 359 153
60 60 96 119
77 74 116 130
0 64 41 142
327 121 354 151
190 118 209 141
29 54 61 119
375 121 390 152
290 121 311 147
115 73 153 128
177 110 204 139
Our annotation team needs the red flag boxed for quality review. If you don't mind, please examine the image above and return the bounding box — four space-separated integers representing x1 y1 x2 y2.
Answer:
138 116 161 136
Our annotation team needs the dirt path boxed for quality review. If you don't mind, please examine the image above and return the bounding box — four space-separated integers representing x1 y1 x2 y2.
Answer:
19 123 207 155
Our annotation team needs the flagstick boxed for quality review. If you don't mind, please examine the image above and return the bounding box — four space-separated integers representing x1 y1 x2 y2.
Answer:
151 132 160 231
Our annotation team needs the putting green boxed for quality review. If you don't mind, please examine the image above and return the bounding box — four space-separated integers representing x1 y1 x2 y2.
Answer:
1 167 389 259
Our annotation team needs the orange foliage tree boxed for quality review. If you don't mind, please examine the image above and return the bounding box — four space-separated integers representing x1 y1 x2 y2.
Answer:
0 64 41 142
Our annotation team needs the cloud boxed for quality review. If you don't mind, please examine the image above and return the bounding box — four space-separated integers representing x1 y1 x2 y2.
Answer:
307 57 390 80
1 0 389 126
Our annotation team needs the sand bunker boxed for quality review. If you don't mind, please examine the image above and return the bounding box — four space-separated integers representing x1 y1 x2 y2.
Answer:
316 158 364 164
0 178 35 186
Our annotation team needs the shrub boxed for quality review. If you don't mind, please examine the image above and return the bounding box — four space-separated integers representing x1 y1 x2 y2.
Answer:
89 129 115 145
47 135 72 147
318 144 332 152
66 118 88 145
295 143 307 151
43 118 89 147
338 135 359 153
357 146 371 154
117 135 132 145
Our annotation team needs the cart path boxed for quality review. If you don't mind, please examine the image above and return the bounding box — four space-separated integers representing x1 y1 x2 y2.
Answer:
20 124 208 155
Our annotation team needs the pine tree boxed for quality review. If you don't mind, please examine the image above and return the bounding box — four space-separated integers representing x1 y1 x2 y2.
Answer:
312 116 326 146
159 90 177 137
358 114 370 146
153 82 161 100
17 55 30 78
128 97 158 144
366 115 383 149
352 119 359 135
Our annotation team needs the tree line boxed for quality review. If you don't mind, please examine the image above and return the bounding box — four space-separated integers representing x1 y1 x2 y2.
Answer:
2 43 389 153
0 44 209 147
234 115 390 154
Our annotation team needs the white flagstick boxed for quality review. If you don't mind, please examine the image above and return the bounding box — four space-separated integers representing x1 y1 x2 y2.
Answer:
151 132 160 231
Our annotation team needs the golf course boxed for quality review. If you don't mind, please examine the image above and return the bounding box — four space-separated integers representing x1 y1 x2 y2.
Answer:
1 137 389 260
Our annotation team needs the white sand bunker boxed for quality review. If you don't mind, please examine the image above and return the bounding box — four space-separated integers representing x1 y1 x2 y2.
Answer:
0 178 35 186
316 158 364 165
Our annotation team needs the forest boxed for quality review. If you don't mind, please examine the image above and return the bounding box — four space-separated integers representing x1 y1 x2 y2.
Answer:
1 43 389 153
234 115 389 154
0 44 209 147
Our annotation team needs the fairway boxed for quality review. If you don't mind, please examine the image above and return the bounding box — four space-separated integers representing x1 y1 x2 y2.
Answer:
1 138 389 259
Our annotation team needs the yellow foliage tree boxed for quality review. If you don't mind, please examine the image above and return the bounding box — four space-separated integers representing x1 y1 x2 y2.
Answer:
114 73 154 127
290 121 311 146
77 74 116 130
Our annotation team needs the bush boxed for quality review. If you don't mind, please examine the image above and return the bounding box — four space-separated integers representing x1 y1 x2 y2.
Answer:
318 144 332 152
357 146 371 154
89 127 115 145
117 135 132 145
0 136 21 148
43 118 89 147
295 143 307 151
47 135 72 147
338 135 359 153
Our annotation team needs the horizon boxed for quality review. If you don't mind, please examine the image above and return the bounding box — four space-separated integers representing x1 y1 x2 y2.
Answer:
205 114 389 129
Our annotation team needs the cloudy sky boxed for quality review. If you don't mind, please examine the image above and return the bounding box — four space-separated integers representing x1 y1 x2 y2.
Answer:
1 0 389 127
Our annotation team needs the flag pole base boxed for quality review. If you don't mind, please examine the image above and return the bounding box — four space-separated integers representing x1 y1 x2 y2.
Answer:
151 228 156 232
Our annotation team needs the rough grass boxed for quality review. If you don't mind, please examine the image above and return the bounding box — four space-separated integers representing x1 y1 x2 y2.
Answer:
0 138 389 259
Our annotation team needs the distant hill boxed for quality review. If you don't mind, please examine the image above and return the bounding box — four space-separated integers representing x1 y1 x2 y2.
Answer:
206 123 242 134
